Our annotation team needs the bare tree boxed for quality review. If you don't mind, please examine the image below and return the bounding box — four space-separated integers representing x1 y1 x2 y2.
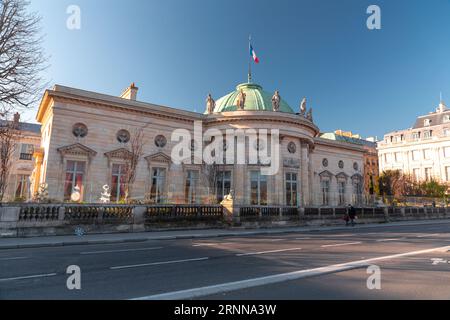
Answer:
202 163 219 204
0 0 48 112
0 113 20 201
123 128 145 202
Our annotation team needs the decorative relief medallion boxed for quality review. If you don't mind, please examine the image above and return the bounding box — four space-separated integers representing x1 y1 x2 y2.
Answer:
288 142 297 154
72 123 88 138
353 162 359 171
117 130 130 143
322 158 329 167
339 160 344 169
155 135 167 148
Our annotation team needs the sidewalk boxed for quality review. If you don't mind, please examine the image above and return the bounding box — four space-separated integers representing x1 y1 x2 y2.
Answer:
1 219 449 250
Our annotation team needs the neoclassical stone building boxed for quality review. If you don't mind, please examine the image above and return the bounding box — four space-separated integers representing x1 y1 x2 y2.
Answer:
378 100 450 184
32 81 366 206
3 115 41 202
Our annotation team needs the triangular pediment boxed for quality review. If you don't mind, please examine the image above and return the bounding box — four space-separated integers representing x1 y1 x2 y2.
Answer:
57 143 97 157
336 172 349 180
104 148 133 159
319 170 334 178
145 152 172 164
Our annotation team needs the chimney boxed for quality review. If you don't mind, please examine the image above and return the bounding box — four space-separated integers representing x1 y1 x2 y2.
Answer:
120 83 138 101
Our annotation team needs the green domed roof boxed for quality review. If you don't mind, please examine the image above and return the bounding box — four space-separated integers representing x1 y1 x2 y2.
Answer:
212 83 295 114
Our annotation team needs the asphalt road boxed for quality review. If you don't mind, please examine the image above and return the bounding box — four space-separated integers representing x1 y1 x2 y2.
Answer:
1 222 450 300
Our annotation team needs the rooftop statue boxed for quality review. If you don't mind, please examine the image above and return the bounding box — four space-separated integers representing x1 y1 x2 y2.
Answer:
272 90 281 112
306 108 313 122
300 98 307 116
206 94 215 114
236 89 246 110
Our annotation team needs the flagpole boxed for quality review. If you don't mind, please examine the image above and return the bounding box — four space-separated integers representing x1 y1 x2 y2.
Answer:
248 35 252 83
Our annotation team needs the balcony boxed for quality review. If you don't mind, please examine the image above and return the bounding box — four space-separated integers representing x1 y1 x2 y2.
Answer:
19 153 33 161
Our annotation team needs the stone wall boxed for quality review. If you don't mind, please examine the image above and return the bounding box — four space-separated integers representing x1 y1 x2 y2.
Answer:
1 203 449 238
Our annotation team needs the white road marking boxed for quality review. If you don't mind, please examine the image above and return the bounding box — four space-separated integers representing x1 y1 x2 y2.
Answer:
236 248 302 257
0 256 29 261
80 247 163 255
295 237 311 240
132 244 450 300
376 239 401 242
0 273 57 282
269 239 284 242
110 257 209 270
417 234 441 238
192 243 233 247
321 242 362 248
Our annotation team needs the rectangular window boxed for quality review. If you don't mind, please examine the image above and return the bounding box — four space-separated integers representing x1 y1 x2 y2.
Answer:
338 181 346 206
444 129 450 137
423 131 432 140
15 175 29 199
216 171 232 203
150 167 166 204
64 161 85 201
353 180 363 204
445 147 450 158
250 171 268 205
385 153 392 163
19 144 34 161
412 132 420 141
321 179 330 206
111 164 128 202
413 168 421 182
285 172 298 206
446 167 450 182
412 150 421 161
425 168 432 181
423 149 432 160
185 170 199 204
395 152 402 162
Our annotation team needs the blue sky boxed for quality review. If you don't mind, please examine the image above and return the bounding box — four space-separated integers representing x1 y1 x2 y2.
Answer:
25 0 450 139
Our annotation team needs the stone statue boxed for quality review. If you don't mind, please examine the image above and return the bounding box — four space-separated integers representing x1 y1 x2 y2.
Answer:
206 93 215 114
272 90 281 112
300 98 307 116
71 185 81 202
236 89 246 110
100 184 111 204
306 108 313 122
35 183 49 203
225 189 234 201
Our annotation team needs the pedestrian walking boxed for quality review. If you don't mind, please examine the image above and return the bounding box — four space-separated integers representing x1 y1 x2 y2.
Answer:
347 205 357 227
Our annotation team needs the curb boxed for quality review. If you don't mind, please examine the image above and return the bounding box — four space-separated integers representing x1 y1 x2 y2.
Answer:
1 218 449 250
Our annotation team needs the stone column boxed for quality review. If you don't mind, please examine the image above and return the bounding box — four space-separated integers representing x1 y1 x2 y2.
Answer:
273 165 284 205
234 164 245 205
300 141 310 207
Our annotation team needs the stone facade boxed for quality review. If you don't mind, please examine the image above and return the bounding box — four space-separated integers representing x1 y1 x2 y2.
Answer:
378 101 450 184
3 120 41 202
32 82 367 207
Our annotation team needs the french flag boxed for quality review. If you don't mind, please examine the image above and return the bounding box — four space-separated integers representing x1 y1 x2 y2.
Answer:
250 44 259 64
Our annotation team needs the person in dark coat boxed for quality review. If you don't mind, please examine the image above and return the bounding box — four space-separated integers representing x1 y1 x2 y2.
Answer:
347 205 357 227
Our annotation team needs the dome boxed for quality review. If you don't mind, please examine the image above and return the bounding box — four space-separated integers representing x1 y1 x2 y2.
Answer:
212 83 295 114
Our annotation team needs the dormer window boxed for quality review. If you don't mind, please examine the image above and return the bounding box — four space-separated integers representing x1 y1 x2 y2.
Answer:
424 119 431 126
